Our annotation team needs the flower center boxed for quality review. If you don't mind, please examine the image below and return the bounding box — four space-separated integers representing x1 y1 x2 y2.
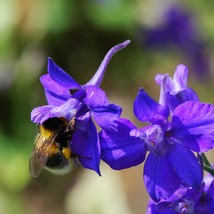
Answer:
142 124 168 156
174 199 194 214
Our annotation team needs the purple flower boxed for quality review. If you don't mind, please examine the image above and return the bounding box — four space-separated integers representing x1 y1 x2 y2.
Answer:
139 4 210 79
147 172 214 214
100 65 214 201
155 64 199 111
142 5 197 48
31 40 130 175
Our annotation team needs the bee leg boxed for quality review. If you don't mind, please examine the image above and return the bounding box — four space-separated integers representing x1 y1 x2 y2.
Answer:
66 117 76 132
73 157 80 167
71 152 92 166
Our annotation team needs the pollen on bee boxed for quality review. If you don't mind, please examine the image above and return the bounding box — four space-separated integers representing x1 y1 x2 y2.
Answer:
62 148 71 159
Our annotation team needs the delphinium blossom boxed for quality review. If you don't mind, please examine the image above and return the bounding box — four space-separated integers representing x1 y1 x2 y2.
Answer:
147 167 214 214
31 40 130 175
100 64 214 202
155 64 199 111
139 4 210 79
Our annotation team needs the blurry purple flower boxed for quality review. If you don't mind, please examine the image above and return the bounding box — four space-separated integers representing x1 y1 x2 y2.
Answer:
139 5 210 79
100 65 214 202
147 172 214 214
31 40 130 175
142 5 197 47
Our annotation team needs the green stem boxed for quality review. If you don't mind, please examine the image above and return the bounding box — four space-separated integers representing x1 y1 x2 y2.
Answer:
200 153 214 177
204 165 214 177
202 153 211 167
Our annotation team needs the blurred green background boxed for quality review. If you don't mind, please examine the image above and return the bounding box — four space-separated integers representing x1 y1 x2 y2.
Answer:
1 0 214 213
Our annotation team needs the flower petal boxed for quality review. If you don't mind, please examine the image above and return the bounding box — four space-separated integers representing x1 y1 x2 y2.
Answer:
155 186 188 212
146 198 177 214
172 64 188 92
165 87 199 111
48 57 82 89
100 118 146 170
155 74 172 92
84 86 122 131
40 74 71 106
131 125 168 156
31 98 82 124
155 65 199 108
205 181 214 212
71 117 101 175
156 65 188 95
208 180 214 195
84 40 131 87
84 86 109 108
166 143 203 190
171 101 214 152
134 88 169 123
155 74 172 105
92 104 122 131
144 151 181 202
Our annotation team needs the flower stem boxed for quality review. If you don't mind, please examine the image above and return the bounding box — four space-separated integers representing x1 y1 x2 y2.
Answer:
199 153 214 176
204 165 214 177
202 153 211 167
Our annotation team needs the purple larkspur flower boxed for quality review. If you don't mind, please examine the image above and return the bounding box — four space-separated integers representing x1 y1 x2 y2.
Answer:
147 171 214 214
155 64 199 111
31 40 130 175
100 65 214 201
142 5 197 48
139 4 210 79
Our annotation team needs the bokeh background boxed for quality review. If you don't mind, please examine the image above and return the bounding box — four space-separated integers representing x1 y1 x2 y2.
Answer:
1 0 214 213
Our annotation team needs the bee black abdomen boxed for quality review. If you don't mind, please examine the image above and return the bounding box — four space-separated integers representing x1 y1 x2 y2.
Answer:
56 132 72 148
46 153 69 169
42 117 67 132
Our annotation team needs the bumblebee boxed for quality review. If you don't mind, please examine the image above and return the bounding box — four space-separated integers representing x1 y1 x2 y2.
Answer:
29 117 77 177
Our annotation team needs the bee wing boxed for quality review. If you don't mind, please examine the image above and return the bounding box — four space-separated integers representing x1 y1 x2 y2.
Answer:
29 133 56 177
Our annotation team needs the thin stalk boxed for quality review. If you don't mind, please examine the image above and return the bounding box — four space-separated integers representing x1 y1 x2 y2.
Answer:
204 165 214 177
202 153 211 167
